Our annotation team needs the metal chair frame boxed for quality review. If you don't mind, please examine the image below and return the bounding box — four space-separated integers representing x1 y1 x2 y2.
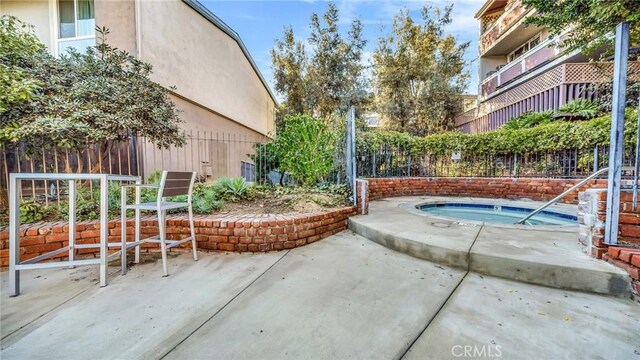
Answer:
121 171 198 276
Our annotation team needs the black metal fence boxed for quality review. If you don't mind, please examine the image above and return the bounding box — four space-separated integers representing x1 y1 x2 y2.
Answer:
356 144 637 179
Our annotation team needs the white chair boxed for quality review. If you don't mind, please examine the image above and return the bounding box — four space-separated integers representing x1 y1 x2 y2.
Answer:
121 171 198 276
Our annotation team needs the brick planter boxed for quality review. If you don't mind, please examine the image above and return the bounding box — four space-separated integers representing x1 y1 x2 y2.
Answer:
0 207 356 267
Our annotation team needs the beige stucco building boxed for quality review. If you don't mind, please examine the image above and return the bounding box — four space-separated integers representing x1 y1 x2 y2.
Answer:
1 0 277 179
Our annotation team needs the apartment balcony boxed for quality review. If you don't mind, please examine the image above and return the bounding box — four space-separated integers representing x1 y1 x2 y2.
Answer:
456 62 640 133
479 0 536 56
480 35 560 100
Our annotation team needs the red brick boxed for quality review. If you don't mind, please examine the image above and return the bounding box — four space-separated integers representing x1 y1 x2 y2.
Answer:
631 254 640 268
218 243 234 251
608 247 622 259
619 249 640 263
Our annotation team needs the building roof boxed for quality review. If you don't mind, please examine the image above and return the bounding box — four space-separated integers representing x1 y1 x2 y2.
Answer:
475 0 508 19
182 0 279 106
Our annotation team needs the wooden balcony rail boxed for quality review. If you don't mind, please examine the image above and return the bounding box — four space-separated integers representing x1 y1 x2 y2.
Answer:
479 0 532 55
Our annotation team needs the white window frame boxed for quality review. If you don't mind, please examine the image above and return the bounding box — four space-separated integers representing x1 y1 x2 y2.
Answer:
51 0 96 56
507 32 542 63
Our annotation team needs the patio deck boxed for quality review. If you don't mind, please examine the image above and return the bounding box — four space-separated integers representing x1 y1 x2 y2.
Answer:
1 231 639 359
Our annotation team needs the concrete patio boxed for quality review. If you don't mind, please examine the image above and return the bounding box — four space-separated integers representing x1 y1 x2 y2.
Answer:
1 231 639 359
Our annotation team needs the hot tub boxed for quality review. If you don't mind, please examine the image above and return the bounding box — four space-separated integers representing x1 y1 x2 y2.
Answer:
417 202 577 226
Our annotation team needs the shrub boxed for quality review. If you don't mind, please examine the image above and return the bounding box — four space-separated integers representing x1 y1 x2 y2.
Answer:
191 185 223 214
19 201 54 223
275 114 335 185
357 108 637 156
501 111 553 130
558 99 599 119
250 142 280 184
213 177 251 200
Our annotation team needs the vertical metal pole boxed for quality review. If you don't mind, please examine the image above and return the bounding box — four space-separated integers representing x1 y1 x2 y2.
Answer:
99 175 109 286
9 174 20 297
135 179 141 263
345 107 354 204
593 145 599 173
350 106 357 205
605 22 629 245
68 180 76 268
121 183 127 275
632 92 639 211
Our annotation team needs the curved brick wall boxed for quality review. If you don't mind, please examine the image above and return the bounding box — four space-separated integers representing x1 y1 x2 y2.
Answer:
362 177 610 204
0 207 356 267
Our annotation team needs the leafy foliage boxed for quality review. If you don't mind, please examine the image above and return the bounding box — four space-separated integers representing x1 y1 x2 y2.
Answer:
19 201 53 223
1 25 185 153
276 114 335 185
0 16 43 113
214 177 251 201
522 0 640 57
557 99 599 119
372 5 469 136
191 184 224 214
271 2 369 123
250 142 281 184
501 111 553 130
358 109 638 156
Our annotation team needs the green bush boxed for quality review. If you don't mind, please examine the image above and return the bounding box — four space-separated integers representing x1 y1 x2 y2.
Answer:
358 109 638 156
558 98 599 119
275 114 335 185
213 177 251 200
250 142 280 184
19 201 54 223
501 111 553 130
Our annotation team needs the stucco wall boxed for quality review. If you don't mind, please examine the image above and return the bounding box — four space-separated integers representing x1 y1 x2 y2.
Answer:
1 0 53 50
135 0 276 136
94 0 137 55
3 0 276 138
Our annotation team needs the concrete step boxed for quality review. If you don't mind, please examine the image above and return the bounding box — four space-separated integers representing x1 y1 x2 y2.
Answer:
349 199 632 297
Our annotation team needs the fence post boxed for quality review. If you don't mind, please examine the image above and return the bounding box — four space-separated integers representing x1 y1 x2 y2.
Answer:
345 106 357 205
512 152 518 178
605 21 629 246
593 145 599 173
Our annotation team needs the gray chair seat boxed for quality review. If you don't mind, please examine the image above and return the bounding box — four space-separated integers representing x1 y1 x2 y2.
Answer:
126 201 190 211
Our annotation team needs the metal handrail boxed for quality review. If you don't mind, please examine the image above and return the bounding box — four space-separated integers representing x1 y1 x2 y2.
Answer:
515 167 610 224
515 166 637 224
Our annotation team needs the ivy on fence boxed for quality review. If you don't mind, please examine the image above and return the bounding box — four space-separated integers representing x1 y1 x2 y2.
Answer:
357 109 638 155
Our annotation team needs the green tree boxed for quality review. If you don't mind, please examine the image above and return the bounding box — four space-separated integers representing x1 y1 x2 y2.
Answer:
1 26 185 169
523 0 640 56
0 16 43 113
372 5 469 136
271 26 307 119
270 2 368 124
275 114 335 185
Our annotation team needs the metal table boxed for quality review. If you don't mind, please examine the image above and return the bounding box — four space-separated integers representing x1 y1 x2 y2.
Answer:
8 173 141 296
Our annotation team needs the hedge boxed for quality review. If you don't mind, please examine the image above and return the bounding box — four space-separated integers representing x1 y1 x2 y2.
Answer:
357 109 638 156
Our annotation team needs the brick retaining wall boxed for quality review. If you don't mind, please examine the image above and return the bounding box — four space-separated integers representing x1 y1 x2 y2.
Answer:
363 177 609 203
0 207 356 267
578 189 640 297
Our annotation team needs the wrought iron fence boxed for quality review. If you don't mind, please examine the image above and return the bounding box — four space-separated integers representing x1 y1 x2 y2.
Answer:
356 144 637 179
1 130 349 206
1 140 140 207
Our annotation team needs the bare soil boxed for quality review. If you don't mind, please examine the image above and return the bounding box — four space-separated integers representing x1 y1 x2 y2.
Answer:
217 192 349 215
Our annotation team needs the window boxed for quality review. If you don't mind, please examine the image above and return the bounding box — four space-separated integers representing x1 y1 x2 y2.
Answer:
507 33 542 63
56 0 95 55
241 162 256 182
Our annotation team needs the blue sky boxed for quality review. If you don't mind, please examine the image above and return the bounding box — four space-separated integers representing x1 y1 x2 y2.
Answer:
202 0 484 96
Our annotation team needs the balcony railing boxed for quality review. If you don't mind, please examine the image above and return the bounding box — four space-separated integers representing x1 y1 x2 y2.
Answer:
480 35 559 100
479 0 532 55
456 62 640 130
